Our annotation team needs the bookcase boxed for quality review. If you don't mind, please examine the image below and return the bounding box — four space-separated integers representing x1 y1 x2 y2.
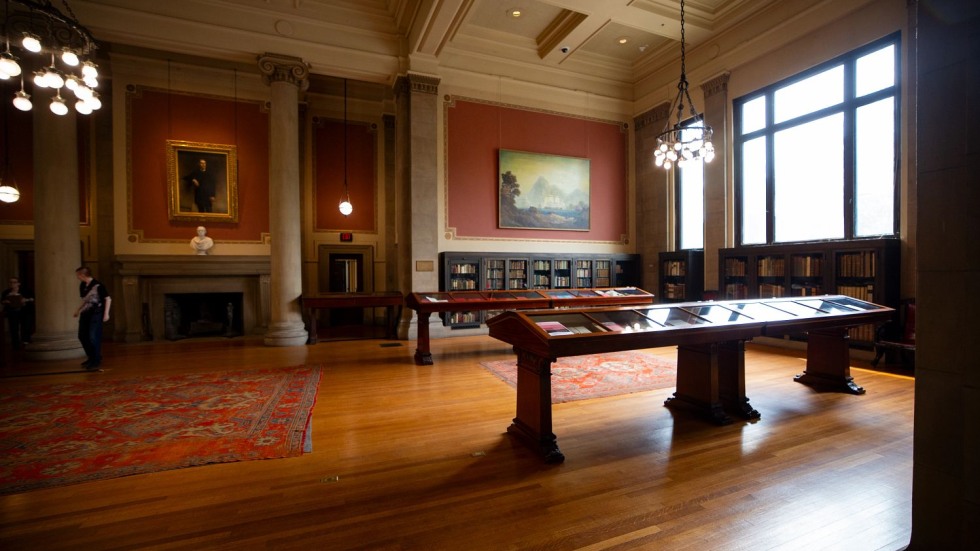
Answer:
718 238 900 345
440 252 641 328
658 250 704 303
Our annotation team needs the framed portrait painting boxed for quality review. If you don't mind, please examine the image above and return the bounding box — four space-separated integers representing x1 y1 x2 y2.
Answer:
498 149 590 231
166 140 239 222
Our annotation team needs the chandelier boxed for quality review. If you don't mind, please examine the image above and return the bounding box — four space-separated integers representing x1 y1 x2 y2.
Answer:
653 0 714 171
0 0 102 116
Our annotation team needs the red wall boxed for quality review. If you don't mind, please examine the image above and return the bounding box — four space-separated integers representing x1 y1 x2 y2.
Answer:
313 118 376 231
447 99 629 241
128 88 269 240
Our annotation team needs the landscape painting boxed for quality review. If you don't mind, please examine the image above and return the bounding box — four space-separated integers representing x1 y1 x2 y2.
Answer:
498 149 590 230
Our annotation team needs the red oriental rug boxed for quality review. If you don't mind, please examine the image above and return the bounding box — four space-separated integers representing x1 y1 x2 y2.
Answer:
0 365 322 496
480 351 677 403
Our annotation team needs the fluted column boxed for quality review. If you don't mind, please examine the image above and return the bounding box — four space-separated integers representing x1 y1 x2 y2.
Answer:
25 105 85 361
258 53 308 346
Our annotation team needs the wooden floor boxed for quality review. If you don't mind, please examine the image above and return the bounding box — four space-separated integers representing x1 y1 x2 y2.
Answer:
0 334 913 550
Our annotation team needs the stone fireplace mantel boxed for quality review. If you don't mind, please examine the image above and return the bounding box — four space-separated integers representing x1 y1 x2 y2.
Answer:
115 255 271 343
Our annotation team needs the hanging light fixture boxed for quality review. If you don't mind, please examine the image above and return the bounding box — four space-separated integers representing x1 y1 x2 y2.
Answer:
653 0 715 171
1 0 101 116
338 78 353 216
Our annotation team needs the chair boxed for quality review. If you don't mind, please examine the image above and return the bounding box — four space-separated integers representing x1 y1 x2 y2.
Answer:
872 299 915 368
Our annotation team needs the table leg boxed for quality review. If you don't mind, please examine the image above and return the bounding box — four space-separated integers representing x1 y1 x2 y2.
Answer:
795 327 865 394
665 342 740 425
508 348 563 463
414 311 434 365
717 340 759 420
305 307 318 345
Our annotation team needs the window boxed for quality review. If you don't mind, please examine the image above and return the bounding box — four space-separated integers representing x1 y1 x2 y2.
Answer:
676 119 705 250
734 34 899 245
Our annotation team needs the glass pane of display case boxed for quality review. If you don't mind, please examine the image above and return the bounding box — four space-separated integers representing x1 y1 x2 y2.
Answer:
637 306 711 327
764 300 828 317
795 298 861 314
510 291 546 299
681 304 754 324
419 293 452 302
528 313 609 336
584 310 663 332
726 302 798 321
571 289 600 297
824 296 880 310
544 290 576 299
449 292 490 301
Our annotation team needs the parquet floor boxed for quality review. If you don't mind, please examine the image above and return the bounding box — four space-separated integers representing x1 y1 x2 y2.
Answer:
0 334 913 550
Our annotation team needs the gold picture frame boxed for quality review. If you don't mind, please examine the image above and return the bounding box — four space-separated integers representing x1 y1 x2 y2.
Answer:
166 140 239 222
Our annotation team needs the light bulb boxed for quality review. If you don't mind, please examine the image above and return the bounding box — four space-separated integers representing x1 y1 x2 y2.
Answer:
81 61 98 78
83 75 98 88
0 53 21 77
666 150 678 162
86 92 101 110
74 84 92 100
65 75 80 91
673 141 682 151
0 185 21 203
659 143 668 153
61 49 80 66
75 99 92 114
50 94 68 115
22 33 41 53
663 159 672 170
33 70 48 88
0 72 8 80
13 90 32 111
44 68 64 89
654 156 664 167
339 200 353 216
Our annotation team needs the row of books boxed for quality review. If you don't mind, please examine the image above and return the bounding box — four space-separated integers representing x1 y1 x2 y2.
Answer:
662 260 687 276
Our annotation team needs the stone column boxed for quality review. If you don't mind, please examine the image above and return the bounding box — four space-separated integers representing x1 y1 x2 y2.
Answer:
257 53 309 346
393 73 440 339
25 105 85 361
701 73 730 295
633 102 673 291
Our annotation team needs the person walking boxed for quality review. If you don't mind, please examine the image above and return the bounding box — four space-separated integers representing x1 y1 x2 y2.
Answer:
74 267 111 370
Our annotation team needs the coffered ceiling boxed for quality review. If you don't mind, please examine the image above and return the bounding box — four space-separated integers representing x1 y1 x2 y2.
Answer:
63 0 871 103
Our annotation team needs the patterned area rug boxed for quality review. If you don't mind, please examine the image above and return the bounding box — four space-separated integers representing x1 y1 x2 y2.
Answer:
480 351 677 403
0 365 322 495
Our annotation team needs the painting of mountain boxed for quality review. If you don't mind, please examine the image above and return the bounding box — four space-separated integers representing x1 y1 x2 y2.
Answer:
498 149 590 230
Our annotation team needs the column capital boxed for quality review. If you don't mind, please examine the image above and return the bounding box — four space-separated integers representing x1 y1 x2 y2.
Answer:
395 72 441 97
701 73 731 100
257 53 310 90
634 102 672 131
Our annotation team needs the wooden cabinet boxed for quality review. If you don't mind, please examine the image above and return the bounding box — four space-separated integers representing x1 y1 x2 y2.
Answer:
659 250 704 303
440 252 642 328
718 239 900 345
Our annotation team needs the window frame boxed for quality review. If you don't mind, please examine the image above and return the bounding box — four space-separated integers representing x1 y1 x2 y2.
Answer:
733 32 901 246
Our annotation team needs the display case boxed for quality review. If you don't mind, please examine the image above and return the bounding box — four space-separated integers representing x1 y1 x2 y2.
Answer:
486 295 894 462
405 287 656 365
659 250 704 302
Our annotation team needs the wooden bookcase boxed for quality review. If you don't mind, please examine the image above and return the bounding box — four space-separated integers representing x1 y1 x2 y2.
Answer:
718 238 900 345
440 252 642 328
658 250 704 303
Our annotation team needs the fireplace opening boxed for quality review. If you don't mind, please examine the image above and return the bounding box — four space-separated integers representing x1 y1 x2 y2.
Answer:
164 292 243 340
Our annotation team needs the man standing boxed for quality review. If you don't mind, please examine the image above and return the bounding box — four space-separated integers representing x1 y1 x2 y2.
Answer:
1 277 34 349
74 267 111 371
184 158 216 213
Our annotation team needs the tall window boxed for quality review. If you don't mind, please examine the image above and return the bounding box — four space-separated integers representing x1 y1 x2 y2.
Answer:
677 119 705 250
734 33 899 245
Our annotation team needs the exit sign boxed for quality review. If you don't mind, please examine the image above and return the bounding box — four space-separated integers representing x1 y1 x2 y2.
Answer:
340 232 353 242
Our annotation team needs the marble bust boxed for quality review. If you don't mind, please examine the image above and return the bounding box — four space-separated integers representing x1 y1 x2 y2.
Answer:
190 226 214 255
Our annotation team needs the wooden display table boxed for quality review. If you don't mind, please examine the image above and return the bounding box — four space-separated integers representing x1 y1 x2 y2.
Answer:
486 295 894 463
405 288 655 365
301 292 404 343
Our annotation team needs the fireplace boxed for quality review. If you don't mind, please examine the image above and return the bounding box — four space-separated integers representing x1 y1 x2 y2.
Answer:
164 292 243 340
116 255 271 343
